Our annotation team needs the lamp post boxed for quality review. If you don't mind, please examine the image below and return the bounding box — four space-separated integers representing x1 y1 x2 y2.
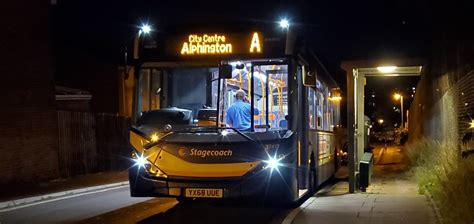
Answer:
280 18 294 55
394 93 404 129
131 24 152 124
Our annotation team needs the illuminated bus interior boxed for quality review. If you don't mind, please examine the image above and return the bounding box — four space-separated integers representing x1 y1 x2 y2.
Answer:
137 60 289 132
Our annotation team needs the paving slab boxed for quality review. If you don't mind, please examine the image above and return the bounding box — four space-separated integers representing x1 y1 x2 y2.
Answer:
292 179 437 224
291 145 438 224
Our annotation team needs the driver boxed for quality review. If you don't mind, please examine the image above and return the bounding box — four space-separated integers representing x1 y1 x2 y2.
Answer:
226 90 257 131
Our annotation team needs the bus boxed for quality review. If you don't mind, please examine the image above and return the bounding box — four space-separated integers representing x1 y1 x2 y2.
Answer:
127 23 341 205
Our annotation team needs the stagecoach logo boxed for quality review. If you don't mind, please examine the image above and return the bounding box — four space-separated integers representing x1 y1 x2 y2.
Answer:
178 148 187 157
178 148 233 158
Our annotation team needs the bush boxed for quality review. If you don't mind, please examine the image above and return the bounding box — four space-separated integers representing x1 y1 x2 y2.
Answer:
406 139 474 224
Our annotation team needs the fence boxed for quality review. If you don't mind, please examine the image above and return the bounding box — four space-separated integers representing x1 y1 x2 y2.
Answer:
57 111 131 178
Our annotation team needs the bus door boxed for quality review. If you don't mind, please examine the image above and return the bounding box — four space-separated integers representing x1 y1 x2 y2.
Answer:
250 63 289 131
297 64 310 196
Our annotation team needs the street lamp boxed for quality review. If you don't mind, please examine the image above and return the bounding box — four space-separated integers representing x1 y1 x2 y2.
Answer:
279 18 290 29
139 23 151 35
393 93 404 129
378 119 384 125
278 18 293 54
377 66 397 73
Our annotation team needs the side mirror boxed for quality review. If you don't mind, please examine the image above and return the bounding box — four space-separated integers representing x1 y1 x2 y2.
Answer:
219 64 233 79
302 65 316 87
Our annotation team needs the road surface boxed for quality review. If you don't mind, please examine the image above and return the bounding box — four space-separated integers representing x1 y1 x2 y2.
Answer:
0 185 289 224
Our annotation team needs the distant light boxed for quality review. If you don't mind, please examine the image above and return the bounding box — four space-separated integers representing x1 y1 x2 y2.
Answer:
378 119 384 124
377 66 397 73
393 93 402 100
140 24 151 35
330 88 342 102
221 130 229 136
279 19 290 29
470 120 474 129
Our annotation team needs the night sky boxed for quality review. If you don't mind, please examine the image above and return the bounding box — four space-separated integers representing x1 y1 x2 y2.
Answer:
52 0 473 119
53 0 473 71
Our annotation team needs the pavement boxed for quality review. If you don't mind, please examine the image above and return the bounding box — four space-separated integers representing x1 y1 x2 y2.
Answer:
289 144 439 224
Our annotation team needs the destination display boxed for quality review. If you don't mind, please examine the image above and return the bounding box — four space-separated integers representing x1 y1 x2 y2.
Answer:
179 32 263 55
140 30 287 61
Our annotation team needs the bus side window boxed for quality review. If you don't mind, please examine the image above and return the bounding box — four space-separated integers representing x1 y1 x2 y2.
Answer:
308 88 316 129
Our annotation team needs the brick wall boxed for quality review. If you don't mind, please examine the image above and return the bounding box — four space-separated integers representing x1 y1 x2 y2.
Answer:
0 2 59 183
408 38 474 145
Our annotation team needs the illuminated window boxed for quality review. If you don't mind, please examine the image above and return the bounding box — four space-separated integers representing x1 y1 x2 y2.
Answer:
218 62 288 132
308 88 316 129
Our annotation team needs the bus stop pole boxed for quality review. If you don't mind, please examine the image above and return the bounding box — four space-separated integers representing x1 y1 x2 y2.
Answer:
347 69 356 193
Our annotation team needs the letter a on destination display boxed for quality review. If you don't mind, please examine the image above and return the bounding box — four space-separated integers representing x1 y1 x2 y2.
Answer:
249 32 261 53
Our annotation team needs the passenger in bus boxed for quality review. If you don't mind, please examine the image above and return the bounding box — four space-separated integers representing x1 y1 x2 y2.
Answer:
226 90 258 131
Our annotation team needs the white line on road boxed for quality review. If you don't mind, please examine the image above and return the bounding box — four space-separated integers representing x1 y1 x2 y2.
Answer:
0 183 129 213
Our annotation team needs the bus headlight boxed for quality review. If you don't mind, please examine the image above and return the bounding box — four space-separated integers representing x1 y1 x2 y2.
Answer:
263 155 283 171
133 154 148 169
266 158 280 169
131 152 167 178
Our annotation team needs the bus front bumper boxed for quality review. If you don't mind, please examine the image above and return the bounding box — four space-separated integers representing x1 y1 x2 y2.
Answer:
128 165 283 199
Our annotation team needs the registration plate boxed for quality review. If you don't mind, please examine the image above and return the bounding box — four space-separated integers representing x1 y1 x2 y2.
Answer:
185 188 223 198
